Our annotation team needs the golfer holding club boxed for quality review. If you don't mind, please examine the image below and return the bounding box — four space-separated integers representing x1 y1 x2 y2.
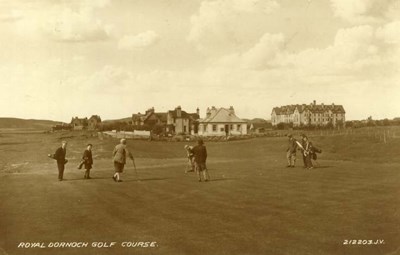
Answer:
112 138 136 182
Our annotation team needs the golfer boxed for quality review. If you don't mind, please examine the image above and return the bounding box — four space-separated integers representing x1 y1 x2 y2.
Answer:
82 144 93 179
301 135 314 169
286 134 297 168
184 145 195 173
50 141 68 181
192 139 209 182
112 139 134 182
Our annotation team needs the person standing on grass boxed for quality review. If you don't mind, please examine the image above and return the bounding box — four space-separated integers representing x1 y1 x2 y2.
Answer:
112 138 135 182
184 145 195 173
299 134 307 168
286 134 297 168
301 135 314 169
81 144 93 179
49 140 68 181
192 139 209 182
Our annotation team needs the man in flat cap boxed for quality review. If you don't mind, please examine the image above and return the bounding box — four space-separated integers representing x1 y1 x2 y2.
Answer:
112 138 135 182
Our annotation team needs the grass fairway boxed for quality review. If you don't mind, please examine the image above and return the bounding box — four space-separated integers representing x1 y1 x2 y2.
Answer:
0 131 399 255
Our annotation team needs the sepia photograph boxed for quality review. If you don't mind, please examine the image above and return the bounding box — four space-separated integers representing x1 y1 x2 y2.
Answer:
0 0 399 254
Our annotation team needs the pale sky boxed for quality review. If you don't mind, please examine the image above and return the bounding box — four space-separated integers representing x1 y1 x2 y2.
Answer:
0 0 399 122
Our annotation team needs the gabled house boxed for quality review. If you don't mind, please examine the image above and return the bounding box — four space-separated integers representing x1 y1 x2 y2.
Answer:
70 117 88 130
143 108 167 128
132 112 146 126
166 106 200 135
131 107 167 130
198 106 247 136
88 115 102 130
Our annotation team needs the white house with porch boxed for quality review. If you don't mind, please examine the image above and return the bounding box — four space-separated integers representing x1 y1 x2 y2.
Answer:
197 106 248 136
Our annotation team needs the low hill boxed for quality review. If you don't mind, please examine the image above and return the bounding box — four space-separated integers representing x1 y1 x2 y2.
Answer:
243 118 270 123
102 117 132 124
0 118 63 130
251 118 270 123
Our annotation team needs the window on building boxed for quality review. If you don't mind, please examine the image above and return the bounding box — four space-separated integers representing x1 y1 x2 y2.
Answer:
230 125 234 130
212 125 217 132
184 126 187 132
220 127 224 132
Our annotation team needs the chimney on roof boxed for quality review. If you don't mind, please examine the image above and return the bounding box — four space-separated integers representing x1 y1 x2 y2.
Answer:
196 107 200 116
210 106 217 115
206 107 211 117
176 106 182 118
229 106 235 115
146 107 155 115
332 103 335 107
313 100 316 106
321 103 324 108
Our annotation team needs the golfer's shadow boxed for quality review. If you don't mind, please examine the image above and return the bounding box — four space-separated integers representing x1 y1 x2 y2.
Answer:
124 177 169 182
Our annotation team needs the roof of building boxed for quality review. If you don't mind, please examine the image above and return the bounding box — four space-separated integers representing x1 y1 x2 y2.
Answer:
89 115 101 122
199 107 247 123
168 109 200 120
155 113 167 122
132 110 167 123
71 117 88 124
132 113 145 121
272 103 345 115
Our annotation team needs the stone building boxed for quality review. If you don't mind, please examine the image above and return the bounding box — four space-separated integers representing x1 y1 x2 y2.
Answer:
271 101 346 127
198 106 247 136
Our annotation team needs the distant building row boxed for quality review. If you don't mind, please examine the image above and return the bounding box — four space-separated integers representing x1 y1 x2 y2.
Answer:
70 115 102 130
132 106 247 136
131 106 199 134
271 100 346 127
68 106 248 136
52 115 102 131
63 101 346 134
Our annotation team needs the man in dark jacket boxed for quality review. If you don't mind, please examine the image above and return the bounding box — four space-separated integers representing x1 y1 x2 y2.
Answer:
53 141 68 181
192 139 209 182
301 135 313 169
82 144 93 179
